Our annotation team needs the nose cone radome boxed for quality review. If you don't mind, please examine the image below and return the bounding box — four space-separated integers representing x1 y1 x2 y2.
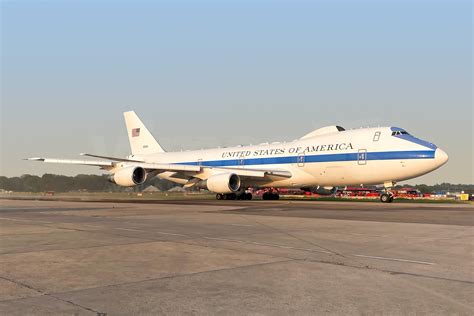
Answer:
435 148 449 167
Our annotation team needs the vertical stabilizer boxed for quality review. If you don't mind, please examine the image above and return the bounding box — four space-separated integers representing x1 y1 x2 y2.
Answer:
123 111 165 155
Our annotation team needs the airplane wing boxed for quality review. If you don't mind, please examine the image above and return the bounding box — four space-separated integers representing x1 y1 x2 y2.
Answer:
26 157 201 172
25 158 114 167
76 153 292 178
26 156 292 185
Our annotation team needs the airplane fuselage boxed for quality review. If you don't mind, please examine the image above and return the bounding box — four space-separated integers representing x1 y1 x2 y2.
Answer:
130 126 448 188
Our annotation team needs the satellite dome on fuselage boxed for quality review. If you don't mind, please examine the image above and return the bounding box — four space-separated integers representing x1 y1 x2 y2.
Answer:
300 125 345 140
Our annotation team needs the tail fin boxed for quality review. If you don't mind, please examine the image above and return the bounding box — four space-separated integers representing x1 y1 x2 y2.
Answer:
123 111 166 155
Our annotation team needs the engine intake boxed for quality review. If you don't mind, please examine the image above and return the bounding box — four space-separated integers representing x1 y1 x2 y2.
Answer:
202 173 241 194
109 166 147 187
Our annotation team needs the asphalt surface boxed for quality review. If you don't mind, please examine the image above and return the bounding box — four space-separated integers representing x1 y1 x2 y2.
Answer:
0 199 472 315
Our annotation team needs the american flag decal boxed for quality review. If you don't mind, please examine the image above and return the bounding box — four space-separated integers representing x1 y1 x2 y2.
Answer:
132 128 140 137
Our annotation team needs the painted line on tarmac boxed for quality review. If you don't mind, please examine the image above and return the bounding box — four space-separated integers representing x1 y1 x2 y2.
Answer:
0 217 51 224
113 228 435 265
204 237 332 254
204 237 435 265
115 228 146 232
115 227 188 237
155 231 189 237
351 254 435 265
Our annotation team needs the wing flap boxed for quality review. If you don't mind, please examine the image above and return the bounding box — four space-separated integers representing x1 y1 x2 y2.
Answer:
209 167 292 178
139 163 201 172
80 153 144 162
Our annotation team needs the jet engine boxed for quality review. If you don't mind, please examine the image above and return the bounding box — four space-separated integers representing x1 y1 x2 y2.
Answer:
200 173 241 194
109 166 147 187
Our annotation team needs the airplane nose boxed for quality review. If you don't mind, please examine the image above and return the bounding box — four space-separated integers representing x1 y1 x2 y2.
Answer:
434 148 449 166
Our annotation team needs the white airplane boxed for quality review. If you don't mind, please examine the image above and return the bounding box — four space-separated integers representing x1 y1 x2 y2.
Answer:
28 111 448 203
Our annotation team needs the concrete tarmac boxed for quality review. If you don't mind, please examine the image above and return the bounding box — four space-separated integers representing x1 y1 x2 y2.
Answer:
0 199 472 315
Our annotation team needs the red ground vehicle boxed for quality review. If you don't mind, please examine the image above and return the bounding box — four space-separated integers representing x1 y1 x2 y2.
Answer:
392 188 422 198
337 187 380 198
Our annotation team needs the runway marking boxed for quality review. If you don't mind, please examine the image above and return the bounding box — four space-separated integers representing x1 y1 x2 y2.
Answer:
0 217 51 224
204 237 435 265
230 224 254 227
115 229 433 265
351 254 435 265
155 231 188 237
115 228 188 237
115 228 145 232
204 237 332 254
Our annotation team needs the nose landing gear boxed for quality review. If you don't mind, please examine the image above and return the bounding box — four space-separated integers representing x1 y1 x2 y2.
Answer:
381 181 396 203
380 193 394 203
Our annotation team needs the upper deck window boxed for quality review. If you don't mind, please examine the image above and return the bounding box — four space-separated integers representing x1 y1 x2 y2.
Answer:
391 130 410 136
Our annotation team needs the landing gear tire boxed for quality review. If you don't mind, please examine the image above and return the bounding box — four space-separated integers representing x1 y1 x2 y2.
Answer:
262 192 280 200
226 193 237 200
237 193 252 200
216 192 251 201
380 193 393 203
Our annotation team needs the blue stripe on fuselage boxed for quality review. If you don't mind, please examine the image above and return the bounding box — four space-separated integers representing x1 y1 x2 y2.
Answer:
174 150 435 167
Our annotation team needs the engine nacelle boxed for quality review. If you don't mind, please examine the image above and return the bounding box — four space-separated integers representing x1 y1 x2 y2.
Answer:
203 173 241 194
109 166 147 187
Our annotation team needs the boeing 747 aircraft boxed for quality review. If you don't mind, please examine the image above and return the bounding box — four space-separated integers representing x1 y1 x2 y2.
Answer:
28 111 448 202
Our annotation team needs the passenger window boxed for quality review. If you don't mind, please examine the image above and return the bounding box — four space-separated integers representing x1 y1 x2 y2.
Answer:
373 131 381 142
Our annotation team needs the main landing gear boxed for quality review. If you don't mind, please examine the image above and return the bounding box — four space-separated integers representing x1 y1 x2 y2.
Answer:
262 190 280 200
216 192 253 200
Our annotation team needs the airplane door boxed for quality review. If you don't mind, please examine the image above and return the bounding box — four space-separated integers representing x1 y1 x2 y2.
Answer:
238 158 245 168
297 153 305 167
357 149 367 165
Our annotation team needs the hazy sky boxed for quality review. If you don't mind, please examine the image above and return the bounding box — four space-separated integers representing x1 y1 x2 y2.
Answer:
1 0 472 184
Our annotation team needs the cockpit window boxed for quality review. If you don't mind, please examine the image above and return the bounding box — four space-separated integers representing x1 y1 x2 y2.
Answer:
391 130 410 136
